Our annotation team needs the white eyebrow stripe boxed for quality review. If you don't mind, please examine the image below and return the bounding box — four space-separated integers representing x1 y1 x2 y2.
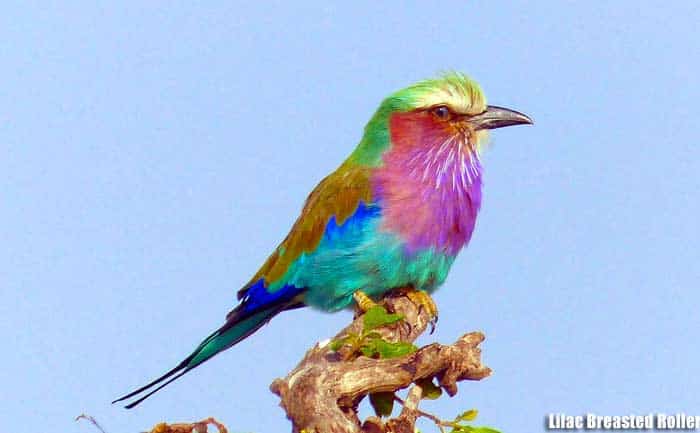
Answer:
416 90 483 115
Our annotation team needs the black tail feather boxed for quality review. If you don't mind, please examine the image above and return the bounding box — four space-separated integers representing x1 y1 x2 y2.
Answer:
111 357 191 405
111 325 224 407
123 367 192 409
112 297 305 408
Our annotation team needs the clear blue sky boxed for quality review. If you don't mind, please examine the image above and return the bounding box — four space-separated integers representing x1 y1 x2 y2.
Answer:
2 2 699 432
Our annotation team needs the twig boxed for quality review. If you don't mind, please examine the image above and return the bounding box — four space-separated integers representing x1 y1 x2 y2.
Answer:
147 417 229 433
393 394 446 433
75 414 108 433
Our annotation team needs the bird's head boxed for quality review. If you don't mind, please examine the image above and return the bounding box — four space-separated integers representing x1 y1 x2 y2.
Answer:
351 72 532 166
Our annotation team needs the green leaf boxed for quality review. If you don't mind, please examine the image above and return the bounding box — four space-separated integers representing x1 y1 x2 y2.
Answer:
456 409 478 422
363 306 404 330
363 331 383 340
360 342 378 357
357 337 416 359
451 408 501 433
329 339 345 351
329 335 354 351
369 392 395 417
373 339 417 359
468 427 502 433
415 377 442 400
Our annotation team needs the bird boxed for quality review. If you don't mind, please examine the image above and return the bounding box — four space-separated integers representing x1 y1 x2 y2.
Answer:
113 72 532 408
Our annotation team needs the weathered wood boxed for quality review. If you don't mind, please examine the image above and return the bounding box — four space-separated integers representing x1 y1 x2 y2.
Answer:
147 417 229 433
270 291 491 433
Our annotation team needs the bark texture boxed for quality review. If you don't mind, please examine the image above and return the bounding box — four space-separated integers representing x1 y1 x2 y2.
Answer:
148 418 228 433
270 290 491 433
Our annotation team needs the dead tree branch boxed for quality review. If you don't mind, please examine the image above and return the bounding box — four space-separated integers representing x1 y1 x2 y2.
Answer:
270 290 491 433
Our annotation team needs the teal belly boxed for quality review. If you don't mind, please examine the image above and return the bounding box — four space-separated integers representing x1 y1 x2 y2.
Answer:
278 213 456 311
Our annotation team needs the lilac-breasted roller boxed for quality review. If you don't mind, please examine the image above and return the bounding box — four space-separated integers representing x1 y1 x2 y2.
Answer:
114 72 532 408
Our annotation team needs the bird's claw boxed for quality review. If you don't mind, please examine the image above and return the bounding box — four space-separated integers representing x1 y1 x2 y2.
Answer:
355 288 438 332
428 315 438 334
404 289 439 333
353 290 378 313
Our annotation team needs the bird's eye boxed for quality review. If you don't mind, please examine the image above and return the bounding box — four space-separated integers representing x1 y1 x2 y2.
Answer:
430 105 452 120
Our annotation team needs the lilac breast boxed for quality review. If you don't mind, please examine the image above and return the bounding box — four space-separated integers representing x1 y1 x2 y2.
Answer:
372 144 483 256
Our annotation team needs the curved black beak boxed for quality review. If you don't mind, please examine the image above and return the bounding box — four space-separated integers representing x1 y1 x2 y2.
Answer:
470 105 533 130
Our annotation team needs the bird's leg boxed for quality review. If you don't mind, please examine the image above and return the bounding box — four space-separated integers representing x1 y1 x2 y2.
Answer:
402 287 439 333
353 290 378 313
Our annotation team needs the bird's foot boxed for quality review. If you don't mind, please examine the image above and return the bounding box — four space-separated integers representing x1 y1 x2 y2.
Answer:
404 289 439 334
353 290 378 313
